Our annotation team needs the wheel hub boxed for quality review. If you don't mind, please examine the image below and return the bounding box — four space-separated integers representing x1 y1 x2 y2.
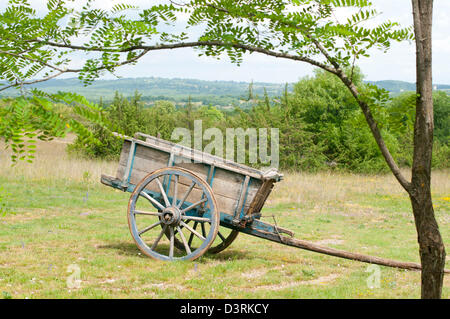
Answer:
161 206 182 226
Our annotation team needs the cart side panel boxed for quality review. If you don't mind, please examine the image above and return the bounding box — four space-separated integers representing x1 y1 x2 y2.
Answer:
174 164 260 207
210 167 262 216
117 141 168 178
173 164 262 216
116 140 264 217
116 139 132 180
171 164 262 216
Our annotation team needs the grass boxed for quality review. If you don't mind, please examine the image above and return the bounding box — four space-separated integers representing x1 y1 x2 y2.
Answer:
0 136 449 299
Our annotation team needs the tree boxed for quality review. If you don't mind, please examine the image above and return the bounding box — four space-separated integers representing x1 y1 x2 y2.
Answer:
0 0 446 297
410 0 445 299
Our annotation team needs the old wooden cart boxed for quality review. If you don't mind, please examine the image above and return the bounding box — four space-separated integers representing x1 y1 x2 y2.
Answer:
100 132 428 271
101 132 295 261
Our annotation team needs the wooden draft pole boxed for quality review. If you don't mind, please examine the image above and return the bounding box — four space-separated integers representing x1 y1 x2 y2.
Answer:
244 228 450 273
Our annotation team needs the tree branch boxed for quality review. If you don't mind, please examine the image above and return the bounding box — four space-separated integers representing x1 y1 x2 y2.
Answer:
0 48 151 91
337 72 412 192
2 4 413 193
194 3 411 191
0 71 65 92
0 49 69 73
26 39 339 75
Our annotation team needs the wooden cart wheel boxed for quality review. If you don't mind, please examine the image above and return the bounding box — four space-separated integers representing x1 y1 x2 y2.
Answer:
208 229 239 253
169 222 239 254
127 167 219 261
157 168 239 254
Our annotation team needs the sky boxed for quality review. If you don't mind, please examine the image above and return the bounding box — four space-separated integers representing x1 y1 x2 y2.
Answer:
3 0 450 84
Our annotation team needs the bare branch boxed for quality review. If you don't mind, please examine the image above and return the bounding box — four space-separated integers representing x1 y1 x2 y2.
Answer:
0 48 150 91
27 39 339 75
337 73 412 191
0 71 65 92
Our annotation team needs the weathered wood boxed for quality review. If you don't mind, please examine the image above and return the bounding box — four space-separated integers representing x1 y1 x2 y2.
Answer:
123 166 253 215
115 139 266 217
121 144 262 201
247 179 275 216
239 227 450 273
122 132 283 181
233 175 250 223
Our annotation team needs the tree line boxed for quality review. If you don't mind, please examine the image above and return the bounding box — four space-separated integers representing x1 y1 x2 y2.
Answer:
70 68 449 173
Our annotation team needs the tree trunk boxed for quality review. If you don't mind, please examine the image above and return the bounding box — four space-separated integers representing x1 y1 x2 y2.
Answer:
411 0 446 299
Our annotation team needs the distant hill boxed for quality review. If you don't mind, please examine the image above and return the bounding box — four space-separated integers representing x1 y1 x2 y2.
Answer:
367 80 450 93
0 77 291 108
1 77 448 108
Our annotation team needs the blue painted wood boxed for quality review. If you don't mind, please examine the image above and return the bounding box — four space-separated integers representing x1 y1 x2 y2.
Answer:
209 165 216 186
128 168 219 261
239 177 252 220
102 176 210 218
232 175 250 223
163 152 175 193
121 140 136 188
101 174 284 243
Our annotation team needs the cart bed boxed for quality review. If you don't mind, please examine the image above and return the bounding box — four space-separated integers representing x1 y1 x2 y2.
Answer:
101 133 283 223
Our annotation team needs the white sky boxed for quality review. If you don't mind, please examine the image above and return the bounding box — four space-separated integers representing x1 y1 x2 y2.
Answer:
3 0 450 84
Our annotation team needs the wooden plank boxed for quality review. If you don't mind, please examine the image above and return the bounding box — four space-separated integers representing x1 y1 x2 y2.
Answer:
122 140 136 185
115 133 283 181
127 164 258 214
120 145 261 204
114 137 270 217
173 164 261 205
247 179 275 215
119 143 169 167
233 175 250 222
116 140 131 180
121 165 250 215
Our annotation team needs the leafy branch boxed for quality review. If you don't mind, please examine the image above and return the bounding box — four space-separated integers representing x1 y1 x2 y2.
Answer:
0 0 413 190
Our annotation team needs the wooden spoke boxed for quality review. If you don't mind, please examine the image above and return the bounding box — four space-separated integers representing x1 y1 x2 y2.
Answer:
139 221 162 236
188 221 198 246
173 219 190 235
181 215 211 222
181 221 205 241
201 222 206 237
140 191 165 211
155 178 170 207
169 226 174 259
177 181 196 209
181 198 207 214
217 231 226 242
177 226 192 255
134 210 163 216
172 175 178 206
151 224 167 250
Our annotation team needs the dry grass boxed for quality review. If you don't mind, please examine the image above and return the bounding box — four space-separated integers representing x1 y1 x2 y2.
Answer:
269 169 449 207
2 134 448 200
0 136 448 299
0 135 116 184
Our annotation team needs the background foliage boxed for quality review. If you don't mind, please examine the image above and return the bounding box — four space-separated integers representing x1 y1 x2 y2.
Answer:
0 0 448 172
67 69 449 172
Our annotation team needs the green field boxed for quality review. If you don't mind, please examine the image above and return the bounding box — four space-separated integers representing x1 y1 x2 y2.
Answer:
0 138 449 299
